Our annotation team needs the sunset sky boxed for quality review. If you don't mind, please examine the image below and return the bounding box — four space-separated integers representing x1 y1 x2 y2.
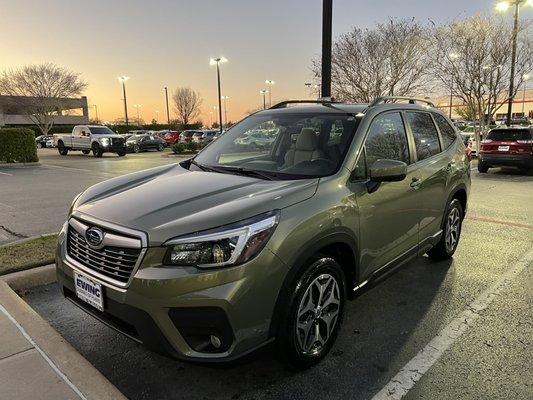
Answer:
0 0 506 124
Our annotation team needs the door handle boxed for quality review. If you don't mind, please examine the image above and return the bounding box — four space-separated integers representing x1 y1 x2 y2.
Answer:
410 177 421 189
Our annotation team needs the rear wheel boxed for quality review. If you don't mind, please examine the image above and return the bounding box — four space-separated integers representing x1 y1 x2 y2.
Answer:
92 143 103 158
117 150 126 157
37 142 43 149
157 143 164 151
277 256 346 369
82 150 90 155
57 141 68 156
427 198 463 261
477 161 489 173
133 144 140 153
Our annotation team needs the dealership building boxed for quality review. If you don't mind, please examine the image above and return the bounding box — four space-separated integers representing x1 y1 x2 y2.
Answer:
0 95 89 127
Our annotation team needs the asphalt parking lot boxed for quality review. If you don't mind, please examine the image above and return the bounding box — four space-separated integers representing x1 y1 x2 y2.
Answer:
3 149 533 399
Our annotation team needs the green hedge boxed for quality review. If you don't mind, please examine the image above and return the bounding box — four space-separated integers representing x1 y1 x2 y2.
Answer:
0 128 39 163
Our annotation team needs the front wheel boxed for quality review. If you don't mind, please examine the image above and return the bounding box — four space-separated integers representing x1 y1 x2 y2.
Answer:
117 150 126 157
427 198 463 261
157 143 164 151
92 143 103 158
133 144 140 153
277 256 346 369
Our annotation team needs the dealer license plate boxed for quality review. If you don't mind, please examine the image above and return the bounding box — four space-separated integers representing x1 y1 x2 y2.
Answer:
74 272 104 311
498 145 510 152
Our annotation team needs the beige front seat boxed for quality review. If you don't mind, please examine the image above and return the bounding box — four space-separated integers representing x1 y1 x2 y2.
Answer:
284 128 325 167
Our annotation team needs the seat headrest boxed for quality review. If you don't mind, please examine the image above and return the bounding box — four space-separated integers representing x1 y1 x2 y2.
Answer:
296 128 318 151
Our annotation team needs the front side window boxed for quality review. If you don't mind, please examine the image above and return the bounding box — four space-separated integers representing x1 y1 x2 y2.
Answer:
193 113 358 179
406 112 441 161
433 114 457 149
364 112 409 168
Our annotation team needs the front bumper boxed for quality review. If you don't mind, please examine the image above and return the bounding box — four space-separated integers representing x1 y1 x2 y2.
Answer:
55 222 288 362
479 153 533 168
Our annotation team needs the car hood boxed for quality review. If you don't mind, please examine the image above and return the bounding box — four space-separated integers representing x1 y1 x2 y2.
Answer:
73 163 318 245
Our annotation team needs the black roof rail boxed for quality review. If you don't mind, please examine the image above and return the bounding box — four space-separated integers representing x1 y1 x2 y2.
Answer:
369 96 436 108
269 99 340 109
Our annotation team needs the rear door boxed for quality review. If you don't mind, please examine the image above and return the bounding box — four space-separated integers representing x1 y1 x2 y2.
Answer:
404 112 449 247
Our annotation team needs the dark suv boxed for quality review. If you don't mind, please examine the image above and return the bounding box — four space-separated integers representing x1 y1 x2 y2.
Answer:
56 97 470 368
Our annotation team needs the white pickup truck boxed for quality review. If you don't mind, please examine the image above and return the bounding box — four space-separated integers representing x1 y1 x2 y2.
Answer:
54 125 126 157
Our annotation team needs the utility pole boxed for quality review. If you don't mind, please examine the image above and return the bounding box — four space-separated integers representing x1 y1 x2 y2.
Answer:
164 86 170 125
506 1 520 126
321 0 333 98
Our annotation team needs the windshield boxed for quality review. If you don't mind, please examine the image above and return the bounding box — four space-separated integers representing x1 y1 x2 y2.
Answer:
193 112 358 179
487 129 531 141
89 127 115 135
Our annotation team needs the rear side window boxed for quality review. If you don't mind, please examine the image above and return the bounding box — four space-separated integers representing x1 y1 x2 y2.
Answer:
486 129 531 141
406 112 441 161
365 112 410 168
433 114 457 149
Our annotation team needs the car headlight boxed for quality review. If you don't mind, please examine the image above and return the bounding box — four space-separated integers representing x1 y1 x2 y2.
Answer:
163 210 280 268
99 138 110 146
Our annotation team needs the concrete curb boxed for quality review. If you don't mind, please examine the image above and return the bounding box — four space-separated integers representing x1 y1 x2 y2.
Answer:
0 162 41 168
1 264 57 292
0 280 127 400
0 232 57 249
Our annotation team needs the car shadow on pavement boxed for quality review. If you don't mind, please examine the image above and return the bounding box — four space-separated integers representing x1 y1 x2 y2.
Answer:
24 257 453 400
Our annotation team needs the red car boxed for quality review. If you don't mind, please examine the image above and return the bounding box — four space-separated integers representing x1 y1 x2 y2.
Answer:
478 127 533 173
164 131 181 145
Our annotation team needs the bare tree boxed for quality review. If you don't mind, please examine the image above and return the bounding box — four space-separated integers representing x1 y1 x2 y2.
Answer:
430 15 533 137
172 87 203 125
313 19 432 102
0 63 87 134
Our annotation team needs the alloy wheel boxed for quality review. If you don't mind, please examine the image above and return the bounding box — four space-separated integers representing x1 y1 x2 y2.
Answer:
445 207 461 252
296 273 341 356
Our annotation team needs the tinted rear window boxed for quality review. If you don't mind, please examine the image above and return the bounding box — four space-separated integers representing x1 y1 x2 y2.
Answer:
487 129 531 141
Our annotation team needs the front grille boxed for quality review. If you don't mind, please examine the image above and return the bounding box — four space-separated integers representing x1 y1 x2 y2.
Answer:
67 227 141 284
111 138 124 146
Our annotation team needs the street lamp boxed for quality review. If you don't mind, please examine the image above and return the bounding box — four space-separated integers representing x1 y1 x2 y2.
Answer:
265 80 275 107
260 90 269 109
118 76 130 128
133 104 141 125
210 57 228 134
449 52 460 118
522 73 530 115
164 87 170 125
495 0 533 126
221 96 229 127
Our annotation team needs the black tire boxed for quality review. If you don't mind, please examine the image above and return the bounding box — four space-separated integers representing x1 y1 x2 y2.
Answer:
477 162 489 173
117 150 126 157
427 198 463 261
92 143 103 158
82 150 90 155
37 142 43 149
57 141 68 156
133 144 140 153
157 143 164 151
276 256 346 370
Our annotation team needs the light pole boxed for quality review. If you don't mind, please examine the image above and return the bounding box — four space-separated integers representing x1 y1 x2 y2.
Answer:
155 110 160 124
449 52 460 118
118 76 130 128
260 90 269 109
210 57 227 134
321 0 333 98
495 0 533 126
133 104 141 125
91 104 99 123
265 80 275 107
164 86 170 125
221 96 229 127
522 73 530 115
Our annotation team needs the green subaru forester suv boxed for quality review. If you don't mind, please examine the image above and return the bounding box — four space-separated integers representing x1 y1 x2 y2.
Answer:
56 97 470 368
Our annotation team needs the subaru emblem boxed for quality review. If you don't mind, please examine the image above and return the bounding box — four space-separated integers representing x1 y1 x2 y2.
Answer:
85 227 104 247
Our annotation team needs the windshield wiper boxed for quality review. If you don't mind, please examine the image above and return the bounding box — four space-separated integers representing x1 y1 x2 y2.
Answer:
210 165 280 181
190 159 217 173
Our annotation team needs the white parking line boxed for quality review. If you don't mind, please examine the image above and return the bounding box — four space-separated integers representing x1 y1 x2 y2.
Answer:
0 304 88 400
0 171 13 176
371 248 533 400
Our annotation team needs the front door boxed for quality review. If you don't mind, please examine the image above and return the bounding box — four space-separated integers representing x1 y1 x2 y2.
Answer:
349 111 420 279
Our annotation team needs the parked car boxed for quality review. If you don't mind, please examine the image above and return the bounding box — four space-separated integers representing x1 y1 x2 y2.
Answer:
46 137 55 148
56 97 469 369
234 131 275 148
201 130 218 143
460 132 478 157
35 135 53 148
54 125 126 157
179 130 197 143
478 126 533 172
164 131 181 145
126 134 166 153
191 131 205 143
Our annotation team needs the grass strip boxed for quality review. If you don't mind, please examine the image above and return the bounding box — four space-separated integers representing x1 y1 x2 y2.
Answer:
0 234 57 276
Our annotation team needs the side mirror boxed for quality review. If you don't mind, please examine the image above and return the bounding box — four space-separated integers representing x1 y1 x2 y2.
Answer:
369 159 407 182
